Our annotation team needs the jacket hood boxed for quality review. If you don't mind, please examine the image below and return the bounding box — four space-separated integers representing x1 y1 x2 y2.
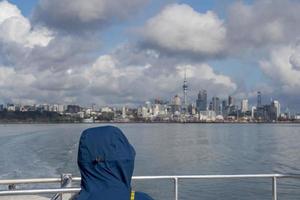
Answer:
77 126 136 200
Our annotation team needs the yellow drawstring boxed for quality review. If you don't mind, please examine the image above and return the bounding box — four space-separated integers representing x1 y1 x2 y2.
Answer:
130 190 135 200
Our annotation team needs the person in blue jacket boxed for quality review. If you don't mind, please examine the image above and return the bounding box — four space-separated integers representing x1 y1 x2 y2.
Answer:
75 126 154 200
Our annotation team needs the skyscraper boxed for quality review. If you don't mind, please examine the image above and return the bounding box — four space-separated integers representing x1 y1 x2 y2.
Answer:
221 100 228 116
257 91 262 108
228 95 234 106
196 90 207 112
211 97 220 114
272 100 281 118
241 99 249 112
171 95 181 114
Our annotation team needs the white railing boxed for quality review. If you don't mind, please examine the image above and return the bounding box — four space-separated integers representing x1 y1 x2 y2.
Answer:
0 174 300 200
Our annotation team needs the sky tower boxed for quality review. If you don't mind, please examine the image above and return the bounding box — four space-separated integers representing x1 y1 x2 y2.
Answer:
182 67 188 112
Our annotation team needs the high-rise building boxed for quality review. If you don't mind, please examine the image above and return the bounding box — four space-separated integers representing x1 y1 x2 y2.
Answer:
272 100 281 118
222 100 228 116
171 95 181 114
241 99 249 113
122 106 127 119
228 96 234 106
251 106 256 119
196 90 207 112
257 91 262 108
211 97 220 114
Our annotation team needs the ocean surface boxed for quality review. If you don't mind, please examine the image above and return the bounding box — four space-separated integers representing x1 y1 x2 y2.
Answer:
0 123 300 200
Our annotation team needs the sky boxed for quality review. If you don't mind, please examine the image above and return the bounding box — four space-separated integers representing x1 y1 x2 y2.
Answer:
0 0 300 112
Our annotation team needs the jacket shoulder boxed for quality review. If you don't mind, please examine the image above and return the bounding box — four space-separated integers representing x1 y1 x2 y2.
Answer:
135 191 154 200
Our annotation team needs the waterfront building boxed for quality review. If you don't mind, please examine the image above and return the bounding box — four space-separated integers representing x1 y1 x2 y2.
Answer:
84 108 93 118
222 100 228 116
77 111 85 119
101 107 113 113
137 101 167 120
216 114 224 121
152 104 160 116
171 95 181 114
57 104 65 113
196 90 207 112
199 110 216 122
137 106 148 118
67 105 81 113
228 95 234 106
257 91 262 108
241 99 249 113
251 106 256 119
272 100 281 118
255 103 277 122
7 104 16 112
50 104 59 112
122 106 127 119
228 105 239 117
159 105 169 116
0 104 3 111
265 104 277 121
188 104 196 115
40 104 50 112
211 97 220 115
293 114 300 121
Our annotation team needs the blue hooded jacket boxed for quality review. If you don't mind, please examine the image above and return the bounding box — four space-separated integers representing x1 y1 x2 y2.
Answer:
76 126 153 200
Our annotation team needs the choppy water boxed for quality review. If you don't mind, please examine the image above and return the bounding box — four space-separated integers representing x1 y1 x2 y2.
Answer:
0 123 300 200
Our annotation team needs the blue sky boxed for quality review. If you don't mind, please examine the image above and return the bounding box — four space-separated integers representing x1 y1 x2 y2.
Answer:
8 0 38 15
1 0 300 111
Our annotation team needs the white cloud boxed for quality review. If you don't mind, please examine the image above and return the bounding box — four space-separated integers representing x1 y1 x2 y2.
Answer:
176 64 237 96
0 66 35 87
81 54 237 104
139 4 226 57
0 1 52 48
0 66 37 103
260 44 300 93
0 0 21 23
289 42 300 71
227 0 300 49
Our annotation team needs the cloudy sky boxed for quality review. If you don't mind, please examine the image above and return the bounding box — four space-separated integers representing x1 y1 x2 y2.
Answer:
0 0 300 111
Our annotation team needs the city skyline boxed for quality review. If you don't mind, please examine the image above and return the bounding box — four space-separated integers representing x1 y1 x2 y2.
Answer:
0 0 300 112
0 85 296 114
0 89 293 115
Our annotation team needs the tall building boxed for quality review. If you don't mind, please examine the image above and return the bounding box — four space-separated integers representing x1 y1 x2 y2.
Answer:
251 106 256 119
272 100 281 118
228 96 234 106
182 68 188 112
257 91 262 108
122 106 127 119
222 100 228 116
171 95 181 114
241 99 249 113
196 90 207 112
211 97 220 114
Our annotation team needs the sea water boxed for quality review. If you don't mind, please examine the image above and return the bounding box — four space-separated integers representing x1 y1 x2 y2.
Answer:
0 123 300 200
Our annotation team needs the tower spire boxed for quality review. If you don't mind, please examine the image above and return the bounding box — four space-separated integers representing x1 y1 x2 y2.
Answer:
182 67 188 113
